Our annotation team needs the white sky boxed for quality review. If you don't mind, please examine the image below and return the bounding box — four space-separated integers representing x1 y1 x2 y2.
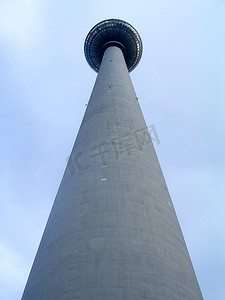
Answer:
0 1 224 299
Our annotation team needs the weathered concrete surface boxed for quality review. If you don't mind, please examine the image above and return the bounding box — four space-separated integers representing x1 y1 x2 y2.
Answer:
22 46 203 299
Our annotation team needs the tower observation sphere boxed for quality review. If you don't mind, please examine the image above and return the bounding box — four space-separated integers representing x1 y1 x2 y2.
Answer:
84 19 143 72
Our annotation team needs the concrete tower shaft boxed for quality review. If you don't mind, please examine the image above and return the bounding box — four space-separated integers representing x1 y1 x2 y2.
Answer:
22 20 203 300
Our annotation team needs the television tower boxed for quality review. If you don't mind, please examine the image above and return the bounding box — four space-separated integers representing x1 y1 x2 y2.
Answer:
22 19 203 299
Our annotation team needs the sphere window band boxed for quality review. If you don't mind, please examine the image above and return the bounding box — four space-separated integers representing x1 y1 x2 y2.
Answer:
84 19 143 73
